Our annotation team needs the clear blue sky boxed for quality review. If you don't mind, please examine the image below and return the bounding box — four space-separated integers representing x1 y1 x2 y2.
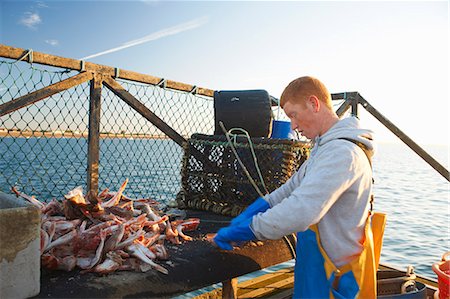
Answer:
1 0 448 148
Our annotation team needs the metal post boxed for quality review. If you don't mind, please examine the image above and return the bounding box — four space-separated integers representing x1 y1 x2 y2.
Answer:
87 73 102 201
332 92 358 118
351 93 359 117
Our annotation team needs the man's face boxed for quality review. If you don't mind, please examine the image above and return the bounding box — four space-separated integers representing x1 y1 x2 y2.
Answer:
283 99 318 139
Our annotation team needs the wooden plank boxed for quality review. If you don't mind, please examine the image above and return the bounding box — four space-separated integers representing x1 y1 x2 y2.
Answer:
238 270 293 298
358 95 450 182
238 269 293 288
193 268 294 299
87 74 102 201
222 278 238 299
102 76 186 147
239 276 294 298
193 288 223 299
0 72 93 117
261 288 293 299
0 44 214 97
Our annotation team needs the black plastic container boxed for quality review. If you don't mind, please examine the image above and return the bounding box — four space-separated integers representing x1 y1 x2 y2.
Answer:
213 89 272 137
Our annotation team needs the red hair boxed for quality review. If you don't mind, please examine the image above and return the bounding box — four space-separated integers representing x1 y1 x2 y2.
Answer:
280 76 332 109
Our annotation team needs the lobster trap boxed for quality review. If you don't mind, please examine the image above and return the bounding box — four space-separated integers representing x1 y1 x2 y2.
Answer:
176 133 309 216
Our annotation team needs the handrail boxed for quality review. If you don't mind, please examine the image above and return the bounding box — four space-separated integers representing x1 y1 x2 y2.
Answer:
0 44 214 97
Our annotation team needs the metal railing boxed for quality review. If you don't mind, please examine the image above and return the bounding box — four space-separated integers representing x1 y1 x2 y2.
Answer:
0 45 215 202
331 92 449 182
1 44 448 205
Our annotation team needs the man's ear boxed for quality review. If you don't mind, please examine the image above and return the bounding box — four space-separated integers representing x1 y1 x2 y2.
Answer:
307 95 320 112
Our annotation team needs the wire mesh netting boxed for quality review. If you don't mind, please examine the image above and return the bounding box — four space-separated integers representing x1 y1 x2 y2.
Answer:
98 80 214 202
1 60 89 199
0 59 214 203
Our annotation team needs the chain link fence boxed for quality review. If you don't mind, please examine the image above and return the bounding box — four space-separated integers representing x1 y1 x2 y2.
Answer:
0 58 214 204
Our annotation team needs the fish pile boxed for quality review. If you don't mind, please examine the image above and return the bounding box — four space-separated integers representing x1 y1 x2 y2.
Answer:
11 179 200 275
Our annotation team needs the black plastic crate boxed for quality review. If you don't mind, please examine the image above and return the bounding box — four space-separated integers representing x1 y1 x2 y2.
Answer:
214 90 273 137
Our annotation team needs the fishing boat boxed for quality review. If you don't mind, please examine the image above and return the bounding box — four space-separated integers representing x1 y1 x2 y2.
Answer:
0 44 448 299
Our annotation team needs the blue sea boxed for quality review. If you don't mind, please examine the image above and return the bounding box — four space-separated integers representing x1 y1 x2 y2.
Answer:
0 137 448 289
372 142 449 277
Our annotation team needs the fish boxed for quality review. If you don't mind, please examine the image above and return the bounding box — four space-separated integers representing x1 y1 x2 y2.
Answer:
126 243 168 275
11 186 45 209
12 179 199 275
100 178 128 208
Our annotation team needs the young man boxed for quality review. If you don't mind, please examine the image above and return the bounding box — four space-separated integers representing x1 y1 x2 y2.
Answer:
212 76 378 298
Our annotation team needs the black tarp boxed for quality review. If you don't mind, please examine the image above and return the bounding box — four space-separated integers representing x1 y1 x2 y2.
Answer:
34 210 296 298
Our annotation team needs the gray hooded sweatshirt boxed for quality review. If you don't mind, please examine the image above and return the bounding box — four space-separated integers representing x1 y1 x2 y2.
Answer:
251 116 375 267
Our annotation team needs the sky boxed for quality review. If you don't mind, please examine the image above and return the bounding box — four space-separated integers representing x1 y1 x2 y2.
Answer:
0 0 449 151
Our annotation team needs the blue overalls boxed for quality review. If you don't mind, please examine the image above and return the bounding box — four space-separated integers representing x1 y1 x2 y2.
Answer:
293 212 386 298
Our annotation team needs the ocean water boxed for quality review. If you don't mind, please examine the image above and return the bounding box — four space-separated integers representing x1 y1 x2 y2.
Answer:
0 137 448 289
0 137 182 202
372 142 449 277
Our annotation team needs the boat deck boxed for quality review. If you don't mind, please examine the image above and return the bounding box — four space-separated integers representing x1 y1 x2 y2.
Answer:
194 265 439 299
193 267 295 299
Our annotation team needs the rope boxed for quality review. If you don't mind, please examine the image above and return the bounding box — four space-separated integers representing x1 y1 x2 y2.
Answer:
114 67 120 78
283 234 297 259
219 121 266 198
227 127 268 194
80 60 85 72
277 97 281 120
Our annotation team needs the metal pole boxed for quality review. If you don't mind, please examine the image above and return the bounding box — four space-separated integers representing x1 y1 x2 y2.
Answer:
332 92 358 118
351 93 359 117
102 76 186 147
357 94 449 182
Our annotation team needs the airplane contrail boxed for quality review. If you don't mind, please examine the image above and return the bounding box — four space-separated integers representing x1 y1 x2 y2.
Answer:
80 16 208 60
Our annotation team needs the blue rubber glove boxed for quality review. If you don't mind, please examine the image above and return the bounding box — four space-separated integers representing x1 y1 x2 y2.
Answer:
213 217 257 250
230 197 270 226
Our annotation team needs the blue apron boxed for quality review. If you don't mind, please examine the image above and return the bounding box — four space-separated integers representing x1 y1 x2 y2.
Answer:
293 212 386 298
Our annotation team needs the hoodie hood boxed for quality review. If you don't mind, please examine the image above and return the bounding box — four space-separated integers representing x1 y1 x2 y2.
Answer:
315 116 375 157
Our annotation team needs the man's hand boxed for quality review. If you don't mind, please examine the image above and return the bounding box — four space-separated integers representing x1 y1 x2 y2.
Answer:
206 233 218 246
231 197 270 226
206 233 236 249
212 217 256 250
